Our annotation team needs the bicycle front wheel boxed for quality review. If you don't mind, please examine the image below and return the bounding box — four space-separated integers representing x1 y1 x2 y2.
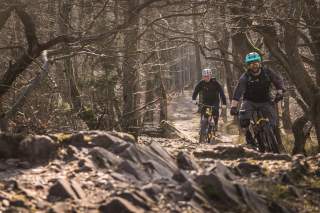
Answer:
257 126 279 153
199 117 208 143
263 126 280 153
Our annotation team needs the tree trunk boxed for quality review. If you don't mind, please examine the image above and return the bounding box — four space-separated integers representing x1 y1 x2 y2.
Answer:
122 0 140 130
292 115 311 155
282 94 292 130
59 0 96 129
192 5 201 84
303 0 320 87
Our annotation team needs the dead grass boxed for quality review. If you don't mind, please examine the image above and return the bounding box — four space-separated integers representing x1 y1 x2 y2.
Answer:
281 130 318 155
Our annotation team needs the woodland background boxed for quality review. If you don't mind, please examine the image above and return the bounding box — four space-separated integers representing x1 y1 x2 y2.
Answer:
0 0 319 154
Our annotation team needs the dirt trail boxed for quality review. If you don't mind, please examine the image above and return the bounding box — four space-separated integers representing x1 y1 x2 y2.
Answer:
168 90 236 144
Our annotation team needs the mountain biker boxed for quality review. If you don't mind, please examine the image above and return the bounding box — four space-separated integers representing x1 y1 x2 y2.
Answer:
192 68 227 130
230 52 285 148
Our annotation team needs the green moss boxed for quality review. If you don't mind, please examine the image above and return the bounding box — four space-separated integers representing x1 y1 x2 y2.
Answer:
269 184 291 199
250 181 292 200
80 107 97 129
53 133 72 143
305 137 319 155
280 130 318 155
307 178 320 188
281 131 294 154
303 199 320 213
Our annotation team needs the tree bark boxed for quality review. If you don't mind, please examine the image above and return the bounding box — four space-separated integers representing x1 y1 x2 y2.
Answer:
59 0 96 129
292 115 311 155
122 0 140 130
192 5 201 84
282 94 292 130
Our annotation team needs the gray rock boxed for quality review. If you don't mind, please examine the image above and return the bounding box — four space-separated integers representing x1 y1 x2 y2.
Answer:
116 160 150 182
194 145 292 161
142 183 162 201
77 158 95 172
258 153 292 161
196 172 271 213
150 142 175 165
0 133 25 159
213 161 238 180
17 161 32 169
90 132 130 153
193 145 258 160
70 179 86 199
109 131 136 144
2 199 10 207
119 144 144 163
47 179 85 201
0 162 8 171
236 162 263 177
99 197 144 213
90 147 123 168
118 191 151 210
5 159 20 167
177 151 199 171
48 202 75 213
35 200 48 210
119 143 177 180
144 159 176 180
19 135 58 162
66 133 89 148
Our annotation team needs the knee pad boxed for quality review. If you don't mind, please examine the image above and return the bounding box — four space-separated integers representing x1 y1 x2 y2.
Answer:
239 119 250 128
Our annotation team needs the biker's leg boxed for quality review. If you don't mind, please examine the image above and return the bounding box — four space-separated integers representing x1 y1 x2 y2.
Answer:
239 101 255 146
213 106 219 131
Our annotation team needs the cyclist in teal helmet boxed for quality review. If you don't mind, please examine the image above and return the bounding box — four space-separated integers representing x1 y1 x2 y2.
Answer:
245 52 261 64
230 52 285 148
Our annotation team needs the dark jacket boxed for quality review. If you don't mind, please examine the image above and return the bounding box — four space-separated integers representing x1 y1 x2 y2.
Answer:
192 78 227 106
232 67 285 103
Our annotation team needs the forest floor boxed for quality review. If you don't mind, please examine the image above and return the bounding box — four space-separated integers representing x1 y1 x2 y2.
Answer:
0 91 320 212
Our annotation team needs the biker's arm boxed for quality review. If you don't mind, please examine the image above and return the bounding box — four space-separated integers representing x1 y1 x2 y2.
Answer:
192 81 202 100
218 82 227 105
231 74 247 107
268 69 285 94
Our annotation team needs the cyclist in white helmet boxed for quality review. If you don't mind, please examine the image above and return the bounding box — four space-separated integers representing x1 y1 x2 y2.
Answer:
192 68 227 130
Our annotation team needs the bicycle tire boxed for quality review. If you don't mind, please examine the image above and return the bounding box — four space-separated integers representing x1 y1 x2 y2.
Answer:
207 123 213 143
199 117 209 143
257 126 280 153
256 131 267 153
264 126 280 153
256 134 265 152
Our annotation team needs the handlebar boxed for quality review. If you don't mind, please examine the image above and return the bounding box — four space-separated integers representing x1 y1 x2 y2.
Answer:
195 102 221 109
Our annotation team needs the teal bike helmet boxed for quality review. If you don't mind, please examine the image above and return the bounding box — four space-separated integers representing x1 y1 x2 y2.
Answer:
245 52 262 64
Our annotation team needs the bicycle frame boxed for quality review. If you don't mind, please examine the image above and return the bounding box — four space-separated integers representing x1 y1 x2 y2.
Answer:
197 103 217 143
240 107 279 153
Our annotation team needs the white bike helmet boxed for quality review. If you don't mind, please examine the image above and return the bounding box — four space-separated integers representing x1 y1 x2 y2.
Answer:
202 68 212 76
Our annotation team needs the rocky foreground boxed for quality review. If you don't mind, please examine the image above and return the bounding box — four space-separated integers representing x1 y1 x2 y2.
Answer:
0 131 320 213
